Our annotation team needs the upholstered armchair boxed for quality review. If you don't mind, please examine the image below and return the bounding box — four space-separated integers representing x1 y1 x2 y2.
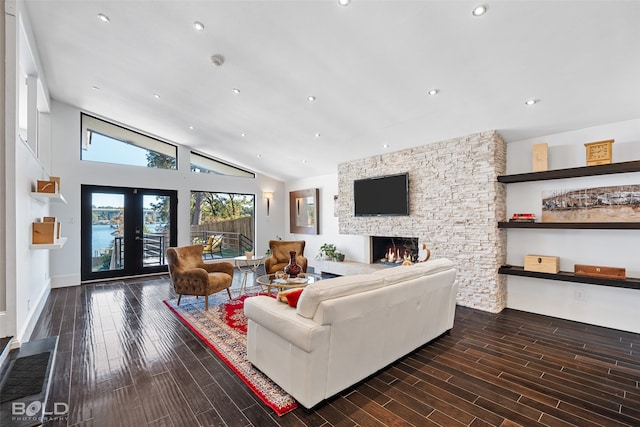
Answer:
264 240 308 275
166 245 234 310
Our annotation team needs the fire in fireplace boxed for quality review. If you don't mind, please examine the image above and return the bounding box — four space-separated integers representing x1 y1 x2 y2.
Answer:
371 236 419 264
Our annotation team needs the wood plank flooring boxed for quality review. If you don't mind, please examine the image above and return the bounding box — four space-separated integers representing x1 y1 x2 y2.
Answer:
30 273 640 426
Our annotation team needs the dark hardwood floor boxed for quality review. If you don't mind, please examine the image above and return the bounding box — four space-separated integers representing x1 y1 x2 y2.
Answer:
30 272 640 426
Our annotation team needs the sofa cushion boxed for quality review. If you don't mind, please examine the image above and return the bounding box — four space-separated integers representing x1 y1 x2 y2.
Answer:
296 273 384 319
375 258 455 286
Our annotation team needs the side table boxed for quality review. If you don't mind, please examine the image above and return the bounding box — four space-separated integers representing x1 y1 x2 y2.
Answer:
234 255 265 295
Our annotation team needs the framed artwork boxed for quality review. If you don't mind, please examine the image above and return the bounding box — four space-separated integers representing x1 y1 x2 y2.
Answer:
542 184 640 222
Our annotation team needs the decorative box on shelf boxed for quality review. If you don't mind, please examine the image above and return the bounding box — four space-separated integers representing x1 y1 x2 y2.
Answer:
524 255 559 274
532 143 548 172
37 179 58 194
32 221 58 244
574 264 626 280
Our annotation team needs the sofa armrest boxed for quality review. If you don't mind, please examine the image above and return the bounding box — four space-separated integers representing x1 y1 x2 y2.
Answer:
244 296 328 353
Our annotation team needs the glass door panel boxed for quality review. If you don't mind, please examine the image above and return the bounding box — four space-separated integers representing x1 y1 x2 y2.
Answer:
91 193 125 272
142 194 170 267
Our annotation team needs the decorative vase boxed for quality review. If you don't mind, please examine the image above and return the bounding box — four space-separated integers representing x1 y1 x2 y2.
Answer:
284 250 302 278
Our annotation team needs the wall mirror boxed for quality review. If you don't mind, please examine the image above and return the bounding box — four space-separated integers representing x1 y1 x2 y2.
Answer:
289 188 319 234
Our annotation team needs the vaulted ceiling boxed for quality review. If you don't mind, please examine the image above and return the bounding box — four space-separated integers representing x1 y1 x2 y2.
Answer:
24 0 640 180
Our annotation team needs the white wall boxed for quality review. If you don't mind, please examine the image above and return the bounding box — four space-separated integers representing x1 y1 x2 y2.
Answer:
505 118 640 333
48 101 285 287
285 174 367 268
2 2 55 343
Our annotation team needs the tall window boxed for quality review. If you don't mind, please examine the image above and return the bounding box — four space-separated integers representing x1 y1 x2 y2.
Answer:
190 191 255 259
81 114 177 169
190 151 254 178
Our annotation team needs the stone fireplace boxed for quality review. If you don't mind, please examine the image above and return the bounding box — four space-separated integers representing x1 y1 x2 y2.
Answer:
337 130 507 313
371 236 419 264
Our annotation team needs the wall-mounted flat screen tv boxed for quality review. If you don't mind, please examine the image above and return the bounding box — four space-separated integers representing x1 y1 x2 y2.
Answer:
354 172 409 217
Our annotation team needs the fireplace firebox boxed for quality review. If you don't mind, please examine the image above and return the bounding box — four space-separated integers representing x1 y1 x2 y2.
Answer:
370 236 419 264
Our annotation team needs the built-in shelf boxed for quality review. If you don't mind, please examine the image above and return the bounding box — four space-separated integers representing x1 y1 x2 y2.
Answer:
498 222 640 229
499 266 640 290
497 160 640 183
30 191 67 204
30 237 67 250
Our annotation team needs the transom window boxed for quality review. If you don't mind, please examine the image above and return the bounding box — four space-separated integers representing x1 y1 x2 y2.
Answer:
190 151 255 178
81 114 177 169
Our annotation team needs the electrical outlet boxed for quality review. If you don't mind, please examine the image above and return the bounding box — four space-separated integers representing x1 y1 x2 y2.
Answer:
574 289 587 301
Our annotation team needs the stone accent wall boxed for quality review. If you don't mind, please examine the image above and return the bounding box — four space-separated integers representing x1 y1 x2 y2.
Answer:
337 130 507 313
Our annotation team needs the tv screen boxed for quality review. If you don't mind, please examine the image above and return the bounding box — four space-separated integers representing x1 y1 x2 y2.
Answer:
354 173 409 217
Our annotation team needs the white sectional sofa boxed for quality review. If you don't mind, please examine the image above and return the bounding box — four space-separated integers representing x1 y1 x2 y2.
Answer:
244 258 458 410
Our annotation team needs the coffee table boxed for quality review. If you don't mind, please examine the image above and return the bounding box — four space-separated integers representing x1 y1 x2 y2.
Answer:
256 272 322 295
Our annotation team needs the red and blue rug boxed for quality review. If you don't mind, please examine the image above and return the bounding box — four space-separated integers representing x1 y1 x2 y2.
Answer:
164 291 298 416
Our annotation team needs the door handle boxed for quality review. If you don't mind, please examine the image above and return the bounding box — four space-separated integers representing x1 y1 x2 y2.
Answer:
135 236 142 241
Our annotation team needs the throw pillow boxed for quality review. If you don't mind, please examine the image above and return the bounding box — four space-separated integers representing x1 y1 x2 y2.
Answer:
276 288 305 306
285 288 304 307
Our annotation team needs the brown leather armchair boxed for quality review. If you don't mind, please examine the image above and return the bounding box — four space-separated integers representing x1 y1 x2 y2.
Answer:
166 244 234 310
264 240 308 274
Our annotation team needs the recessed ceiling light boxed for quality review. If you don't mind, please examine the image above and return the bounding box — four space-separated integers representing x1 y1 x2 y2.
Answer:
525 99 538 106
428 89 439 96
338 0 351 6
188 125 195 130
153 93 161 99
256 154 262 158
241 133 246 137
232 88 241 94
315 133 321 138
307 95 316 102
472 5 488 16
193 21 204 31
302 159 308 164
383 144 390 149
91 86 101 91
97 13 110 23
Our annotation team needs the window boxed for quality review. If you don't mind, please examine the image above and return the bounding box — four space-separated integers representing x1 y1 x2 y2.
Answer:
81 114 177 169
190 151 255 178
190 191 255 259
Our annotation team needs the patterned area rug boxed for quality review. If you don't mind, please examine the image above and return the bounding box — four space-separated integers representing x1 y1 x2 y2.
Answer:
164 290 298 416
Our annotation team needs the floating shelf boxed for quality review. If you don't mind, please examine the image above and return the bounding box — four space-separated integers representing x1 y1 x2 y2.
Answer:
30 191 67 204
499 265 640 290
497 160 640 183
498 222 640 229
30 237 67 250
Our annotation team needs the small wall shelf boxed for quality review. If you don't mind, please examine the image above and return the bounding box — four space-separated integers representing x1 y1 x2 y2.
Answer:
30 191 67 204
498 266 640 290
498 222 640 229
497 160 640 183
30 237 67 250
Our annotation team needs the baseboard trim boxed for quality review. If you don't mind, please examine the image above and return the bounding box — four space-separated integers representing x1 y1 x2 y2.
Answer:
16 283 50 344
51 274 81 288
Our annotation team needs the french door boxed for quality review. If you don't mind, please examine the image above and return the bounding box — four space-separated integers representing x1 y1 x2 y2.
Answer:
81 185 177 281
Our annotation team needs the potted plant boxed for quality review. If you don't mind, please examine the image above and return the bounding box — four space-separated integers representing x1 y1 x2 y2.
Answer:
317 243 337 260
